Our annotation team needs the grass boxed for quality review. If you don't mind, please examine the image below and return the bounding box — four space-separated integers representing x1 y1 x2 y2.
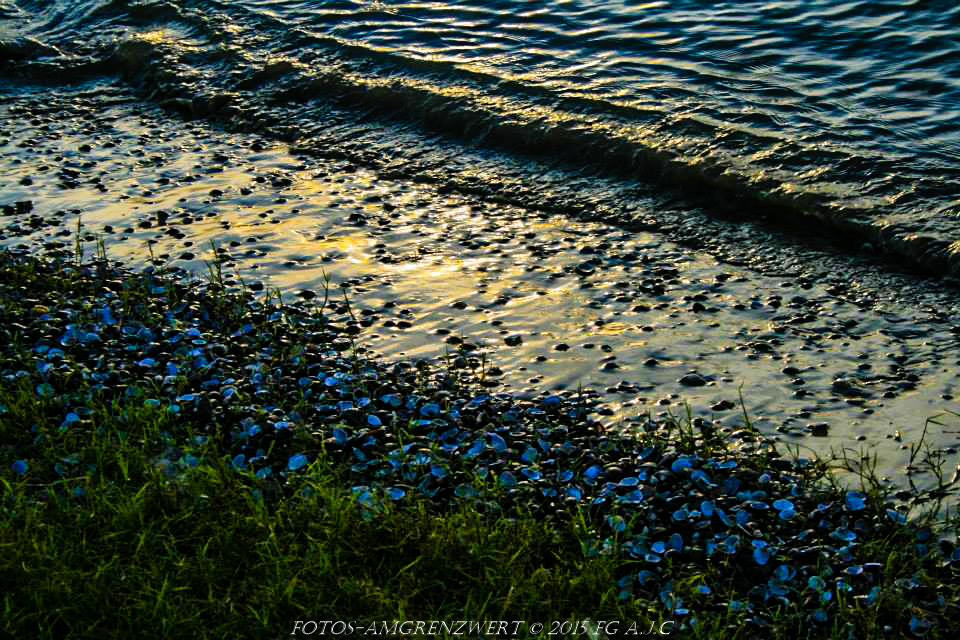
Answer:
1 248 959 639
2 458 629 638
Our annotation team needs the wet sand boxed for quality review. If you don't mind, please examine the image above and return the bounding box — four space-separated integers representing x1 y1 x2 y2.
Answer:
2 84 959 489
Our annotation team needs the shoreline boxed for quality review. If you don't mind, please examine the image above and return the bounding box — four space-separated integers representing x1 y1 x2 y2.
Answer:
2 83 959 489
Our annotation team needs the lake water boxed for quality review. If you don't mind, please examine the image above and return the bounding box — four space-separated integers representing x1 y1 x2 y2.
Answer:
3 0 960 273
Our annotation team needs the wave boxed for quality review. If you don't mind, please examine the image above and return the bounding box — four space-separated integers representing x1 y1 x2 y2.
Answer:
3 0 960 276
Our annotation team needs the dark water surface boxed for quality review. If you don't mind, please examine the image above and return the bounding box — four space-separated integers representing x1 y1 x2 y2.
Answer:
3 0 960 273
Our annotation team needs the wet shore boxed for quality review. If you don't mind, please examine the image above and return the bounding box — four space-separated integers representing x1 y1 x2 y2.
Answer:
2 83 959 489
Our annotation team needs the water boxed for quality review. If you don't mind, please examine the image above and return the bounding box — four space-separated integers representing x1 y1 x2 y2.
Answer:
3 0 960 273
3 2 960 486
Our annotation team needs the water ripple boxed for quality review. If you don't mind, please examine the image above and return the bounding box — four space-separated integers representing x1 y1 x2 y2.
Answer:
4 0 960 272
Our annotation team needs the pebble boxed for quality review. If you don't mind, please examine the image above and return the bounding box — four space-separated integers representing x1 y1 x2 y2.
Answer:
678 373 707 387
808 423 830 436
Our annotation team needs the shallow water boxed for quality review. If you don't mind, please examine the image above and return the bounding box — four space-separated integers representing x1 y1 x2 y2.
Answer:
2 87 959 491
2 0 960 272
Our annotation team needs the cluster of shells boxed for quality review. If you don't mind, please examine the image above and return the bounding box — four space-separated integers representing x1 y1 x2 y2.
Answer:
1 249 957 635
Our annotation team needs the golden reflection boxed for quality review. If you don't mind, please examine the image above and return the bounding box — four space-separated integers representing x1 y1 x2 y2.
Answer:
134 31 172 45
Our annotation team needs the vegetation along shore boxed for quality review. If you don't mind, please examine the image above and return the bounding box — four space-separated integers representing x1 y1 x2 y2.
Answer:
2 247 959 639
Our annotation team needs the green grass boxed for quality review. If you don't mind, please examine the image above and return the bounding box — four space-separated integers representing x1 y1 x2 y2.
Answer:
1 248 959 639
3 420 956 640
4 474 584 637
